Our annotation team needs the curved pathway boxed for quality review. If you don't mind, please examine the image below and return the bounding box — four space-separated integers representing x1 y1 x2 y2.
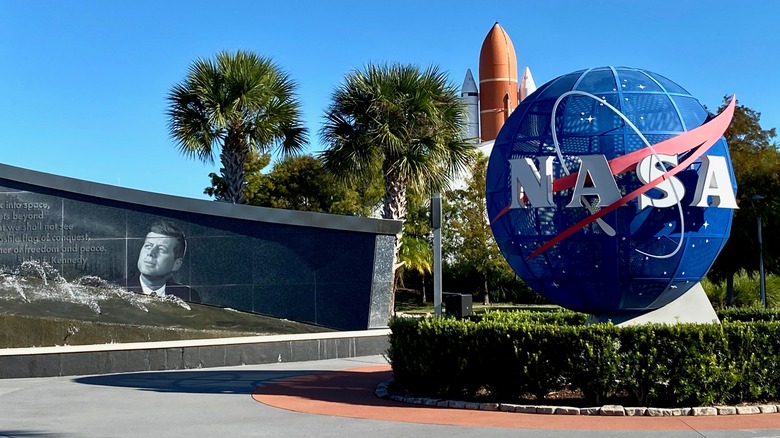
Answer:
252 362 780 432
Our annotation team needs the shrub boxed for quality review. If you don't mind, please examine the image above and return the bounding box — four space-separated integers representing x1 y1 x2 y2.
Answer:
718 307 780 322
388 314 780 407
476 309 588 326
703 271 780 308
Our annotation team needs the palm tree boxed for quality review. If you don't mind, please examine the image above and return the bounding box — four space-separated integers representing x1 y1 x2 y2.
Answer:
320 63 475 276
398 235 433 303
167 50 307 204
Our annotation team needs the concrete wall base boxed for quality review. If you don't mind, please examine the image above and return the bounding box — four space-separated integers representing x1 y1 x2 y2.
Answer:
0 330 390 379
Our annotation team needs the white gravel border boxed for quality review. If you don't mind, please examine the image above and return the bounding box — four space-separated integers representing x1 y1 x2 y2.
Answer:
374 380 780 416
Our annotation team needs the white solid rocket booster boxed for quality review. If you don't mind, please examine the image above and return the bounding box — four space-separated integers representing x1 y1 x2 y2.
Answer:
461 68 480 141
519 66 537 102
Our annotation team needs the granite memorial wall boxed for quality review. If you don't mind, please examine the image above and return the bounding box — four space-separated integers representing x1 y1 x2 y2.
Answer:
0 163 401 330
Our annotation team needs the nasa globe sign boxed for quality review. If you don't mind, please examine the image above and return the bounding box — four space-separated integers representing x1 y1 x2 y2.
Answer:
486 66 737 316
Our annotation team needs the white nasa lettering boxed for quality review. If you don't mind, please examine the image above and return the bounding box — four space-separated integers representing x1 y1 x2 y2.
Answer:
509 156 554 208
565 155 621 208
691 155 739 208
637 154 686 210
508 154 737 210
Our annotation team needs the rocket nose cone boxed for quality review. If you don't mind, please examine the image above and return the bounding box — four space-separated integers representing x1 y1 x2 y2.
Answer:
479 23 517 75
462 69 478 93
480 23 511 52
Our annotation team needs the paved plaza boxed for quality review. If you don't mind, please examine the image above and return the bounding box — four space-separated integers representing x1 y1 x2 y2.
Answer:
1 355 779 437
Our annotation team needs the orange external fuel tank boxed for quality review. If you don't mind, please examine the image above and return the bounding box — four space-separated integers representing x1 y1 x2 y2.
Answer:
478 22 518 142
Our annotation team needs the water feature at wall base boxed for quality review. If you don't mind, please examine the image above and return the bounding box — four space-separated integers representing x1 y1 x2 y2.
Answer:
0 261 330 349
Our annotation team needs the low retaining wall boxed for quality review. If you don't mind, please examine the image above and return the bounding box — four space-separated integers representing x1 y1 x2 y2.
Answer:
0 329 390 378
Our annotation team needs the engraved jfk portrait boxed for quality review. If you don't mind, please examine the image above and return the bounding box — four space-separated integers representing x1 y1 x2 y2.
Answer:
118 221 201 303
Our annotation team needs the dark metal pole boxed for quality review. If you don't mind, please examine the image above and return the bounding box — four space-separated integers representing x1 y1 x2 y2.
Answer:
758 213 766 308
752 194 767 308
432 193 442 315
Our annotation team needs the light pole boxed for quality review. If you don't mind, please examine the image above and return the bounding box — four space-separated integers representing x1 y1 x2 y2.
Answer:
751 194 766 308
431 193 443 316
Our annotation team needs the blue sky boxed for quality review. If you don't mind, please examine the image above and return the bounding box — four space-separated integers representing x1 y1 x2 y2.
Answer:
1 0 778 200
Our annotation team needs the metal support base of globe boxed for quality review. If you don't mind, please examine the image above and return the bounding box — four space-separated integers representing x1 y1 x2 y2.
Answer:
586 283 719 326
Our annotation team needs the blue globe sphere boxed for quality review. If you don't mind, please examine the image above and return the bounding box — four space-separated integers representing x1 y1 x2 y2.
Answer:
486 66 735 315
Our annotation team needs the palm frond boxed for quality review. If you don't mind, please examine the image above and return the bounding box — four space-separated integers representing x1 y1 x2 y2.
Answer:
319 62 474 196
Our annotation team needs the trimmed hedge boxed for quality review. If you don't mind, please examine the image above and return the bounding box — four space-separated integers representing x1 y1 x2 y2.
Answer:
388 313 780 407
717 307 780 322
474 308 589 326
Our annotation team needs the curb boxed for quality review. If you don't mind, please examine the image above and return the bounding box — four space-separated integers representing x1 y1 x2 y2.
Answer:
374 380 780 417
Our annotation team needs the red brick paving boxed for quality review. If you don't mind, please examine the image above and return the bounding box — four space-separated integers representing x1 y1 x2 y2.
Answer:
252 365 780 430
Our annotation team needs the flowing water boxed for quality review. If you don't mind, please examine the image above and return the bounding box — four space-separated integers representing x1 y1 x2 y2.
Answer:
0 260 191 319
0 261 329 348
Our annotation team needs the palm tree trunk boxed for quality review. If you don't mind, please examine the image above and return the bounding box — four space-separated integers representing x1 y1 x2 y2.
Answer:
382 166 408 314
382 167 408 265
220 131 248 204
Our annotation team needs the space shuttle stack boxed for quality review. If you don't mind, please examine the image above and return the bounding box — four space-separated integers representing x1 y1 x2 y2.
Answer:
462 22 537 143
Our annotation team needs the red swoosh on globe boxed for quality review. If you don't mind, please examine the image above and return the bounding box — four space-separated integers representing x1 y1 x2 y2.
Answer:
490 96 736 227
523 96 735 261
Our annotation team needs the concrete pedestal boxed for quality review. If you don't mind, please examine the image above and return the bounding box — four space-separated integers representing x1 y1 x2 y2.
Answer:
587 282 719 326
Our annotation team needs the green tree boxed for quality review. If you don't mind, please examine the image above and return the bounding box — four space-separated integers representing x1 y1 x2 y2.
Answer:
167 50 307 204
206 153 383 216
708 97 779 303
397 196 434 303
255 155 382 215
319 63 476 278
398 235 432 285
443 155 539 304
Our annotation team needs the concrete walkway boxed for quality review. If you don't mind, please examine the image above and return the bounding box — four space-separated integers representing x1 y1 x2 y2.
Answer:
1 355 778 437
